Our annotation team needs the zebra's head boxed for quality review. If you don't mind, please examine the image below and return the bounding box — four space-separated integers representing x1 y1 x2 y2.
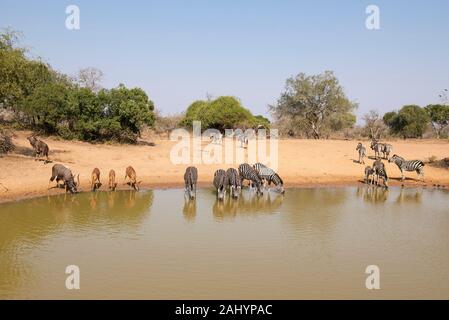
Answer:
370 140 377 149
388 154 402 163
356 142 362 150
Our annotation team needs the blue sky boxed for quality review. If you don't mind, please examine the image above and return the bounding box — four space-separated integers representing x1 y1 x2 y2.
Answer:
1 0 448 121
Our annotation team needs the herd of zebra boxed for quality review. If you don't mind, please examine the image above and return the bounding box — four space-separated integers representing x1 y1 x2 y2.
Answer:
184 163 284 200
209 130 252 148
356 139 425 188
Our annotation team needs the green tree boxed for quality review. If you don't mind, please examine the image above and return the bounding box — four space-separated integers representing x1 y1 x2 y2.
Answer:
384 105 430 138
0 29 54 112
181 96 263 131
425 104 449 138
22 82 72 134
270 71 357 139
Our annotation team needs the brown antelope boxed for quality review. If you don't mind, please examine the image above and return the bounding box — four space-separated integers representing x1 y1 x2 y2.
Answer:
27 134 50 163
91 168 102 191
124 166 141 191
48 164 79 194
108 169 117 191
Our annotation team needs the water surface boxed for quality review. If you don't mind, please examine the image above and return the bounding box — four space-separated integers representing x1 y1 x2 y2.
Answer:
0 187 448 299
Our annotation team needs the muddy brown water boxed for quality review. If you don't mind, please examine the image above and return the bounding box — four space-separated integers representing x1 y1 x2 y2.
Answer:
0 187 448 299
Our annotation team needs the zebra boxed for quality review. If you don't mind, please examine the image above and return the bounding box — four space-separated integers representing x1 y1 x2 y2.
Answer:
238 163 263 195
372 159 387 187
356 143 366 164
364 166 375 185
183 166 198 200
210 132 222 144
381 143 393 160
213 169 227 200
388 154 425 182
370 140 382 159
253 163 285 194
375 166 389 188
225 168 241 198
236 132 248 148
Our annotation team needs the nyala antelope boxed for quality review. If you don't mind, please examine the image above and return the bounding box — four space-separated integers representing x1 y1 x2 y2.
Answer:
91 168 102 191
108 169 117 191
124 166 141 191
27 134 50 163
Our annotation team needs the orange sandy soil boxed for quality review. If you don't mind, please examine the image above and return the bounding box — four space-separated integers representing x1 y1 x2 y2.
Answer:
0 131 448 203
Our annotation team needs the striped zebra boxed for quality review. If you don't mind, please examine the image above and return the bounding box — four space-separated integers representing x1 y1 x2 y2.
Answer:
364 166 375 185
238 163 263 195
356 143 366 164
236 132 248 148
183 166 198 200
210 132 222 144
253 163 285 194
388 154 425 182
370 140 382 158
225 168 241 198
381 143 393 160
372 159 388 187
213 169 227 200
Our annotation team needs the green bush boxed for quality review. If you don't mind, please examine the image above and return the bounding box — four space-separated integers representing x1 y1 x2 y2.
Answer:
383 105 430 138
180 96 269 131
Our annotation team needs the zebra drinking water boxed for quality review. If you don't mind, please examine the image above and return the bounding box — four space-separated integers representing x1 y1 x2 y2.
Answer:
225 168 241 198
372 159 388 187
213 169 227 200
253 163 285 194
184 166 198 200
364 166 375 185
356 143 366 164
238 163 263 196
388 154 425 182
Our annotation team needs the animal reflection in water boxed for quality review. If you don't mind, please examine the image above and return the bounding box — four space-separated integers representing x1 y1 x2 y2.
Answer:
395 187 423 204
357 186 424 204
213 190 284 220
357 185 389 203
183 199 197 222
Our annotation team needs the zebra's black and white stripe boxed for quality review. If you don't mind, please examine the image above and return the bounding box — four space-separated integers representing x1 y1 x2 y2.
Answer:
370 140 382 158
238 163 263 195
210 132 222 144
213 169 227 200
184 166 198 199
381 143 392 160
225 168 241 198
388 154 425 182
356 143 366 164
372 159 388 187
364 166 375 185
253 163 285 193
236 132 248 148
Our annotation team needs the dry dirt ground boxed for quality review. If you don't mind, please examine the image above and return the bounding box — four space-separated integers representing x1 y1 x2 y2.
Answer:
1 131 448 203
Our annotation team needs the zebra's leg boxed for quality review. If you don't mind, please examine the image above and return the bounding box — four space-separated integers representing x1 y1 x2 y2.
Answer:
419 169 425 182
401 169 405 182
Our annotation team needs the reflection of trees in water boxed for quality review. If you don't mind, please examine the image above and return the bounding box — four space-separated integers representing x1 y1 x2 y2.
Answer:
356 186 389 203
212 191 284 221
183 199 196 222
